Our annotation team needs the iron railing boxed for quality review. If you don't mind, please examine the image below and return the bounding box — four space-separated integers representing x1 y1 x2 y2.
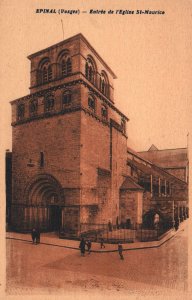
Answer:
78 222 174 243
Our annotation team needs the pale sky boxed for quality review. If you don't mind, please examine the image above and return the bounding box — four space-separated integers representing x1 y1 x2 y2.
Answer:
1 0 192 152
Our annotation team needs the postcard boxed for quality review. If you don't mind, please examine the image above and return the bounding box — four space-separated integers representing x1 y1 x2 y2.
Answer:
1 0 191 299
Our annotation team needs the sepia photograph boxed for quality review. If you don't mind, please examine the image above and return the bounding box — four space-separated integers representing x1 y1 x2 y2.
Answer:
1 0 191 299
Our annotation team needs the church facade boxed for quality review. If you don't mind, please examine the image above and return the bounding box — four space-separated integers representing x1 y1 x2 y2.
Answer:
10 34 188 236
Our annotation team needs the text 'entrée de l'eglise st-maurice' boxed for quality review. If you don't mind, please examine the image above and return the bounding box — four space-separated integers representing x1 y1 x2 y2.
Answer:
90 9 165 15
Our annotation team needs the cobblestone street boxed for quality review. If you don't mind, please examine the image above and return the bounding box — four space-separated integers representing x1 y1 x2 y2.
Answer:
6 226 188 298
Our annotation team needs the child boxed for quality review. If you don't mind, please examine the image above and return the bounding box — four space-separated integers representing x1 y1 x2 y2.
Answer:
86 239 92 254
100 237 105 249
118 243 124 260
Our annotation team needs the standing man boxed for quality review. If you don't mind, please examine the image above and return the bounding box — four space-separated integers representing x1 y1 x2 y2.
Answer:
36 228 41 244
174 218 179 231
118 243 124 260
108 220 112 232
31 228 37 244
154 213 160 230
79 237 86 256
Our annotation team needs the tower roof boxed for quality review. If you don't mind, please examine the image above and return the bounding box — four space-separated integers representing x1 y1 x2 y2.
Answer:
27 33 117 79
148 144 158 151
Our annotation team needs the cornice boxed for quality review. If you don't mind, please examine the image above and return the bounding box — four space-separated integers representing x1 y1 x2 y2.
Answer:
10 78 129 121
11 103 127 138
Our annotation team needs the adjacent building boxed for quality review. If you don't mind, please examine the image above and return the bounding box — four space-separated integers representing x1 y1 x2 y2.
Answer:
139 145 189 182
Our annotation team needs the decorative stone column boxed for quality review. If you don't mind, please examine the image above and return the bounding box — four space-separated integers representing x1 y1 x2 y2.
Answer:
172 198 175 228
150 174 153 197
136 192 143 229
51 63 59 80
158 177 161 197
177 206 180 223
179 206 183 222
186 207 189 218
165 179 167 197
183 206 186 220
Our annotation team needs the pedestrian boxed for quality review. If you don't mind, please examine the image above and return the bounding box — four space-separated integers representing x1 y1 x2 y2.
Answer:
108 220 112 232
86 239 92 254
118 243 124 260
31 228 37 244
100 237 105 249
79 237 86 256
174 219 179 231
36 228 41 244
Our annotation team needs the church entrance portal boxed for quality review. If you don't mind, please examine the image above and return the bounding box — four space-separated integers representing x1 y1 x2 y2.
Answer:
49 205 62 231
24 174 64 232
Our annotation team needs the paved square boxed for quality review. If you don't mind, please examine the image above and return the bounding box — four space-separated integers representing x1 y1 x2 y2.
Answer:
6 227 188 297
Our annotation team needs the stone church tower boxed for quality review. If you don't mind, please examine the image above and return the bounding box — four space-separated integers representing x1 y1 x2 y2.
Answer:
10 34 130 235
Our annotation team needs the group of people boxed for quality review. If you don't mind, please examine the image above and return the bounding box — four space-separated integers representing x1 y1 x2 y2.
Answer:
79 237 124 260
31 228 124 259
31 228 41 245
79 238 92 256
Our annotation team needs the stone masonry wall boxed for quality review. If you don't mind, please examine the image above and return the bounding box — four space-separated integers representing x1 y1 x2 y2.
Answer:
79 106 129 225
12 110 81 206
111 127 129 224
120 190 143 226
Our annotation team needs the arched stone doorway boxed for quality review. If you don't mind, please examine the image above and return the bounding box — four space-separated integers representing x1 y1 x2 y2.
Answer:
142 209 164 229
24 174 64 231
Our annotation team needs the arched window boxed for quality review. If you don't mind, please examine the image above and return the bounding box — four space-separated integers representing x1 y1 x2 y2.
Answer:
89 66 93 82
67 58 72 73
62 90 72 108
44 93 55 112
48 65 53 81
102 80 105 94
42 66 48 83
100 71 109 97
61 59 67 76
101 105 108 120
85 56 97 85
121 118 126 134
88 96 96 112
61 57 72 76
17 103 25 120
85 62 89 78
58 50 72 78
38 58 52 85
29 99 38 115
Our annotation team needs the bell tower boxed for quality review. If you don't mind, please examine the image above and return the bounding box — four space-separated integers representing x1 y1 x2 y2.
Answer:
10 34 129 235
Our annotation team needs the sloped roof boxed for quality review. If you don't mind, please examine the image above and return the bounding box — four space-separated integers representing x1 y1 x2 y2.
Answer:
148 144 158 151
127 159 157 176
139 147 188 168
120 176 144 191
127 147 187 185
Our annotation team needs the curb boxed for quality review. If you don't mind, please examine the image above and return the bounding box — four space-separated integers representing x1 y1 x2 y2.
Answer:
6 225 185 253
